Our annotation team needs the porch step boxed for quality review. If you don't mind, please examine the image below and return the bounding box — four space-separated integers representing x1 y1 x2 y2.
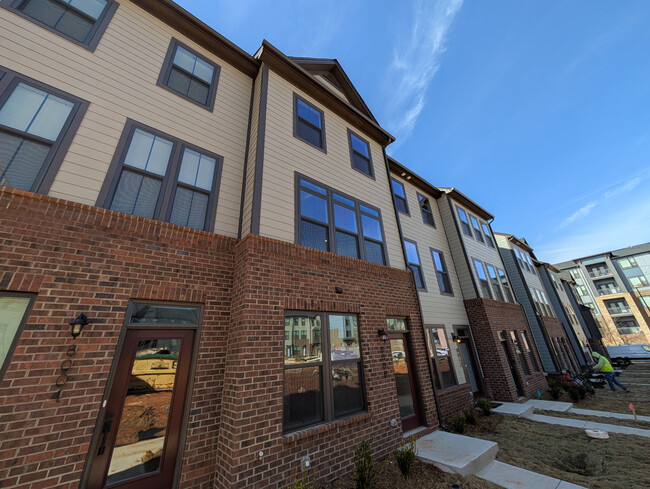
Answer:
492 402 535 417
415 431 498 476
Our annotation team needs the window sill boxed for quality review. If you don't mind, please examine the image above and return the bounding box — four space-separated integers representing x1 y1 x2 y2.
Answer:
282 411 371 444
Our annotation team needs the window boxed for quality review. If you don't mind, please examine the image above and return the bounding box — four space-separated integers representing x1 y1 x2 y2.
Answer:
417 193 435 227
426 327 457 389
283 312 364 432
1 0 117 50
520 331 539 372
614 316 641 335
391 178 409 214
619 257 638 269
469 215 484 243
481 222 494 247
497 268 514 302
296 175 388 265
294 94 325 151
0 69 88 193
526 254 536 274
0 292 35 381
640 296 650 308
628 275 649 288
473 259 492 299
157 39 220 111
431 249 452 295
348 130 373 178
99 120 222 231
604 298 631 315
404 240 425 290
510 331 530 375
456 206 472 237
486 264 504 302
569 268 581 280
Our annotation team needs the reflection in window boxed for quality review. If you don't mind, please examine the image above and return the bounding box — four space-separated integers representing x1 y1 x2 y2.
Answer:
0 294 33 379
130 305 199 325
295 96 324 149
404 240 425 290
427 328 457 389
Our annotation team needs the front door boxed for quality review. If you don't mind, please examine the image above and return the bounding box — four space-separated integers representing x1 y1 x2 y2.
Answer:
458 338 481 398
500 336 525 397
390 335 421 431
87 328 194 489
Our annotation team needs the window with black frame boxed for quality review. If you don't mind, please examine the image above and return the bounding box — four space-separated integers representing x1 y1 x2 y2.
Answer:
486 264 505 302
431 249 452 295
418 193 435 227
294 95 325 150
348 130 373 177
456 206 472 236
391 178 409 214
426 327 457 389
283 313 364 432
473 259 492 299
469 215 484 243
404 239 425 290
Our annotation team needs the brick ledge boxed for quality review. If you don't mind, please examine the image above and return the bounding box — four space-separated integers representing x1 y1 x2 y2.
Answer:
282 412 372 444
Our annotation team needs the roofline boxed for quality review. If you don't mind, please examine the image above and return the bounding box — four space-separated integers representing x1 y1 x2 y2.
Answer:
493 232 535 254
256 41 395 146
439 187 494 220
387 157 442 198
131 0 259 77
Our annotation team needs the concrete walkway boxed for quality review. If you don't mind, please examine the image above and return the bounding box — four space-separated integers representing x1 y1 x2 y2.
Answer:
416 431 587 489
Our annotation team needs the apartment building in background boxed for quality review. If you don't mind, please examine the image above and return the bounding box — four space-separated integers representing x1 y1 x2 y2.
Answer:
555 243 650 346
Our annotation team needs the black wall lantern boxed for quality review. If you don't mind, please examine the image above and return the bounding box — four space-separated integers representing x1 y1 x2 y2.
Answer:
69 313 88 339
377 329 388 342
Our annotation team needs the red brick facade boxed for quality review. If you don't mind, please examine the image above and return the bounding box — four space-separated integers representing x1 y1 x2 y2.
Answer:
436 384 473 422
0 188 439 489
540 315 582 374
464 298 548 402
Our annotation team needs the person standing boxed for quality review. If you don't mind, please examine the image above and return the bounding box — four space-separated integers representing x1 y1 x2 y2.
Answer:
592 352 628 391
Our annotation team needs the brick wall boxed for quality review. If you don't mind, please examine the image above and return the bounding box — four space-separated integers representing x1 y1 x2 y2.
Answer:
0 187 442 489
540 315 582 374
464 298 547 402
436 384 473 422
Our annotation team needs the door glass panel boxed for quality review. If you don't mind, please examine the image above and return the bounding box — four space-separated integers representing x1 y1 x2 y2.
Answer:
390 339 415 419
106 338 181 485
459 343 478 393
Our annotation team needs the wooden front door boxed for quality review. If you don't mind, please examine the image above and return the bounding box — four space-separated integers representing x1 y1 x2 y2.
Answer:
389 334 422 431
87 329 194 489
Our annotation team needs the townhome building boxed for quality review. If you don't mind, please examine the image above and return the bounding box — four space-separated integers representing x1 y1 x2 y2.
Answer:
0 1 443 488
435 189 547 402
495 234 584 376
555 243 650 346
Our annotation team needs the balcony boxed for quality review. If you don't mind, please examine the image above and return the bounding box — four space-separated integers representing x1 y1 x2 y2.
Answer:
588 269 611 279
617 326 642 335
597 287 622 296
607 307 632 315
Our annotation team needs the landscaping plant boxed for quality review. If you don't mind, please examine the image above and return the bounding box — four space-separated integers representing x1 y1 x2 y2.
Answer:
286 470 312 489
394 436 417 478
476 397 492 416
463 407 477 425
567 385 582 402
548 379 564 400
449 414 466 434
354 439 376 489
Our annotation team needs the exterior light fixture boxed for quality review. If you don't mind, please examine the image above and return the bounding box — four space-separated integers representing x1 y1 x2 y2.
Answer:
377 329 388 341
335 286 343 294
69 313 88 339
451 333 461 343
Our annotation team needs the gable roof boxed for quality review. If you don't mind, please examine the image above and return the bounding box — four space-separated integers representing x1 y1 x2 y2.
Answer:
439 187 494 221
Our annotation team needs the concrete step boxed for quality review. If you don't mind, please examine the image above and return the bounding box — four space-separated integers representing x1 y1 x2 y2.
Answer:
476 460 588 489
415 431 498 477
524 399 573 412
493 402 535 417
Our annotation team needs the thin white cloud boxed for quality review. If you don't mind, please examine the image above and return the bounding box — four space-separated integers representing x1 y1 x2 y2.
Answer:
384 0 463 150
603 176 641 198
557 202 596 229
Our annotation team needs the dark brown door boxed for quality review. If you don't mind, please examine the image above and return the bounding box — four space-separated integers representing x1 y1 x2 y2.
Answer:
389 334 421 431
458 338 482 398
500 337 524 397
87 329 194 489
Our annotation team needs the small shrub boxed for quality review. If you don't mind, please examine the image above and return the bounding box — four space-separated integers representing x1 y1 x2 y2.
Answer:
463 408 477 425
354 439 375 489
567 385 581 402
476 397 492 416
548 379 563 400
286 470 312 489
394 436 417 478
449 415 466 434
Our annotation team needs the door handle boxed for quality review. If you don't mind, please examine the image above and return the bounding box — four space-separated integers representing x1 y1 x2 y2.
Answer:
97 418 113 455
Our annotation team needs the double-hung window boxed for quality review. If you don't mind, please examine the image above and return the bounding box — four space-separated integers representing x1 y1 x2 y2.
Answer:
283 312 364 432
486 264 504 302
456 206 472 237
1 0 117 50
426 327 457 389
158 39 220 111
418 193 435 227
348 130 373 177
0 69 88 193
497 268 514 302
404 239 425 290
391 178 409 214
99 120 222 231
296 175 388 265
294 94 325 151
473 259 492 299
431 249 452 295
469 215 484 243
481 222 494 247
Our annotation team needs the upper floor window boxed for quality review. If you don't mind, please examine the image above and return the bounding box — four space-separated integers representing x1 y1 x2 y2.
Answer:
348 130 373 178
391 179 409 214
456 206 472 237
296 175 387 265
157 39 220 111
619 257 638 269
469 215 484 243
98 120 222 231
1 0 117 51
473 259 492 299
486 264 504 302
0 68 88 193
431 249 452 295
418 193 435 227
404 239 425 290
497 268 514 303
481 222 494 248
294 94 326 151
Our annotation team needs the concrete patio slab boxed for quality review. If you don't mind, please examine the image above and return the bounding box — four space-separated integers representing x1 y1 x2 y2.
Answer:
528 414 587 428
476 460 588 489
415 431 498 477
524 400 573 412
493 402 535 417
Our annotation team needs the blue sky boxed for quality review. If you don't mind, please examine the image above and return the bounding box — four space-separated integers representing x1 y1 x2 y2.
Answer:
177 0 650 263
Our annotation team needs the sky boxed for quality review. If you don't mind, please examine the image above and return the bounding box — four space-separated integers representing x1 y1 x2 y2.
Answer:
176 0 650 264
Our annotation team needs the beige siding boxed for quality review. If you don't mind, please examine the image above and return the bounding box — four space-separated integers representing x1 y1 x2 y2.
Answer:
314 75 350 103
259 69 405 269
0 0 253 238
240 70 263 237
438 196 476 300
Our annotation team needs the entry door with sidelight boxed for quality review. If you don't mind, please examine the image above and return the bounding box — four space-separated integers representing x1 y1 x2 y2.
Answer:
87 304 200 489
